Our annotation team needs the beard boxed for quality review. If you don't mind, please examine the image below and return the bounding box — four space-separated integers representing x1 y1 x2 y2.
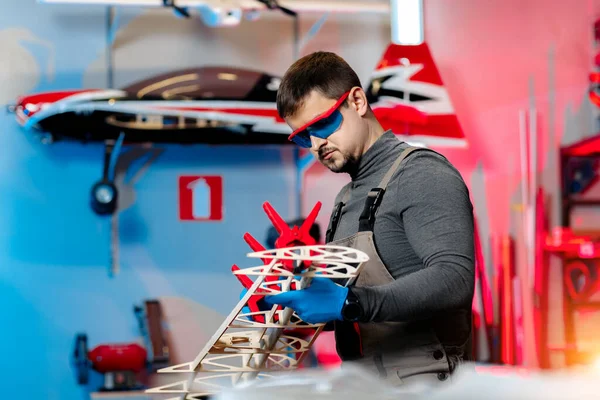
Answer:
319 147 359 174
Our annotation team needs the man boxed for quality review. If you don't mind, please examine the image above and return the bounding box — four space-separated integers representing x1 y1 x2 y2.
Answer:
263 51 475 386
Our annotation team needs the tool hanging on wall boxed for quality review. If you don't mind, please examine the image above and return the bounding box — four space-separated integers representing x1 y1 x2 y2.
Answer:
101 142 163 277
72 300 170 392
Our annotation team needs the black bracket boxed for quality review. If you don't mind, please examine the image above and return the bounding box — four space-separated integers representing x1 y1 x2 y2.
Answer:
163 0 190 18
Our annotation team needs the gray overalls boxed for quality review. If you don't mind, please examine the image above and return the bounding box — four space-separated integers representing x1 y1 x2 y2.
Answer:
325 147 464 387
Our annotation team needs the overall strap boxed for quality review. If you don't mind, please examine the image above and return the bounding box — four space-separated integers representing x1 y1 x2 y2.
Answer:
358 146 427 232
325 186 351 243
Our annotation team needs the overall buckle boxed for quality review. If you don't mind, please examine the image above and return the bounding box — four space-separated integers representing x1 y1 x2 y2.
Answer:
367 188 385 224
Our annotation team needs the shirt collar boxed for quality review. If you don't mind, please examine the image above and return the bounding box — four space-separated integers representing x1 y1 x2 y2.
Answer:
351 130 403 181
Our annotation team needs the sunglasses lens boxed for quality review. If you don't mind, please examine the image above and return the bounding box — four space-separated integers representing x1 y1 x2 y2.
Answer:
288 104 345 148
307 109 343 139
290 132 312 148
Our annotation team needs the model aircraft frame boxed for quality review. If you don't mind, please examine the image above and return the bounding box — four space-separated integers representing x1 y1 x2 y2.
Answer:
145 201 369 399
147 245 368 399
7 42 467 216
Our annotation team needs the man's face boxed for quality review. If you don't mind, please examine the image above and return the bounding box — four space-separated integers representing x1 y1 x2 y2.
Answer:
285 89 368 173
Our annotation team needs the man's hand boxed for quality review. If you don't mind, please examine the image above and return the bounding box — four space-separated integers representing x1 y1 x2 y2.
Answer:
263 278 349 324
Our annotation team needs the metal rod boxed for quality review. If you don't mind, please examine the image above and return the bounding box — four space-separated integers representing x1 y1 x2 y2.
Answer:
106 6 115 88
294 148 303 218
518 109 529 216
529 78 537 290
110 212 119 277
292 13 300 217
293 13 300 61
298 12 329 53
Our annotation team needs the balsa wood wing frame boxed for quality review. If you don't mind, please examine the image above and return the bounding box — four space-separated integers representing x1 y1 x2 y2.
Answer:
146 244 369 399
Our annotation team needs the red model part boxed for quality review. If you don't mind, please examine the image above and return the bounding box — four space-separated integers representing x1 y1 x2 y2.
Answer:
590 20 600 114
546 227 600 258
373 104 427 127
546 227 600 303
534 187 550 368
497 235 515 365
561 134 600 156
371 42 466 144
88 343 147 373
15 90 99 118
231 201 323 324
231 200 327 368
563 260 598 302
265 202 320 248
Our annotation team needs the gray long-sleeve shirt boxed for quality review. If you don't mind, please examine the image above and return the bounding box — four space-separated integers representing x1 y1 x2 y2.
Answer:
329 131 475 347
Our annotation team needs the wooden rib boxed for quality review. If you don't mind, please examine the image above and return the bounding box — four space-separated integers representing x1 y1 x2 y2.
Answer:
158 361 194 373
145 379 190 394
234 262 360 279
146 245 369 398
247 245 370 264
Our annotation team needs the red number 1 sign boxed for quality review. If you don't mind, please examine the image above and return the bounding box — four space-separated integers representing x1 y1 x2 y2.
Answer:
178 175 224 221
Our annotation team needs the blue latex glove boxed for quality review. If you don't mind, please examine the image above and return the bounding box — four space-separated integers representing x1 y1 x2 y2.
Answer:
262 278 349 324
240 288 252 319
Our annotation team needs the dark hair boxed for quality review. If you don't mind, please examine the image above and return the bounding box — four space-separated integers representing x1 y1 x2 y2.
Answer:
276 51 362 119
